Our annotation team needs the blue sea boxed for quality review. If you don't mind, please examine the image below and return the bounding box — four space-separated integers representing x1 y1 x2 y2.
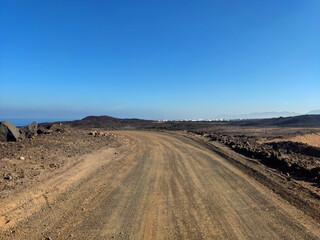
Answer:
0 119 73 127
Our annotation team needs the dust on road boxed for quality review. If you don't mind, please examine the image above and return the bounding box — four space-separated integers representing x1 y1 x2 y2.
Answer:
1 131 319 239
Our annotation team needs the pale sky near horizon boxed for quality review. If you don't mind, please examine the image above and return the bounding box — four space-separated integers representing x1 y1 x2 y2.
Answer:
0 0 319 120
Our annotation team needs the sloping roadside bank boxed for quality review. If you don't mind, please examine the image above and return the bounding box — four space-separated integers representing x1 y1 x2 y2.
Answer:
171 130 320 222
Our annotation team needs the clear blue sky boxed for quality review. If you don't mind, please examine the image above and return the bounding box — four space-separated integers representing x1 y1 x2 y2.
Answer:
0 0 319 120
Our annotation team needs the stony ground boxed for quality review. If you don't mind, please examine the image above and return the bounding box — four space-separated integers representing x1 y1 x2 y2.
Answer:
1 125 320 239
1 131 320 239
192 127 320 186
0 126 121 200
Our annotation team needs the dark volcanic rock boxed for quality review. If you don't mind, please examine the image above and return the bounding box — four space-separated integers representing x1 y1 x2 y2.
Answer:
0 121 22 142
21 121 38 138
37 127 51 135
27 121 38 135
198 131 320 182
267 141 320 158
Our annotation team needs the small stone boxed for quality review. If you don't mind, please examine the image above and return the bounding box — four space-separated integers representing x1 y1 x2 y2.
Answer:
286 173 291 181
49 163 57 168
3 173 12 180
19 156 25 160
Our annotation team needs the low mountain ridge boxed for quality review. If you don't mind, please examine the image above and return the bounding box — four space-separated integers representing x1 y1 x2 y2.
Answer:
40 114 320 129
63 115 152 129
234 114 320 127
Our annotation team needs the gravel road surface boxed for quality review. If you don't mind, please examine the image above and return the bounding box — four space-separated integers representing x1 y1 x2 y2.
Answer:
1 131 319 239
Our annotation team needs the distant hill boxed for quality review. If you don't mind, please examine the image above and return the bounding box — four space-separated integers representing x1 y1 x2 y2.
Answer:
218 110 320 120
308 110 320 115
218 111 301 120
40 114 320 130
61 115 153 129
232 114 320 127
239 111 300 119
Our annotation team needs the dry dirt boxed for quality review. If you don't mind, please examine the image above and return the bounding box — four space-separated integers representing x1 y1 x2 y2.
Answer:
0 131 320 239
0 127 122 200
268 132 320 148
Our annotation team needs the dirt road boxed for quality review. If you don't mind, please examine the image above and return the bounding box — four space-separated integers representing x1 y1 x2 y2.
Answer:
1 131 320 239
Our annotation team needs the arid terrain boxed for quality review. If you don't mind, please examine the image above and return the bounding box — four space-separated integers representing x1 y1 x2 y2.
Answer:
2 0 319 238
1 115 320 239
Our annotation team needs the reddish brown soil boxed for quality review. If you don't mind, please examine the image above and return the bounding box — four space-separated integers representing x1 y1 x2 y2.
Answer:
268 132 320 148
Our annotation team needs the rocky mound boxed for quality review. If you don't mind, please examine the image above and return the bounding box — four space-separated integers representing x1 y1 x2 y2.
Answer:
0 121 41 142
56 115 152 129
267 141 320 158
195 131 320 182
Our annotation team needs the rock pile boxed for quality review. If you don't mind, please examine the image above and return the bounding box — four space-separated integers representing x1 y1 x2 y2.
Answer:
195 131 320 182
36 123 68 135
0 121 40 142
89 131 109 137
